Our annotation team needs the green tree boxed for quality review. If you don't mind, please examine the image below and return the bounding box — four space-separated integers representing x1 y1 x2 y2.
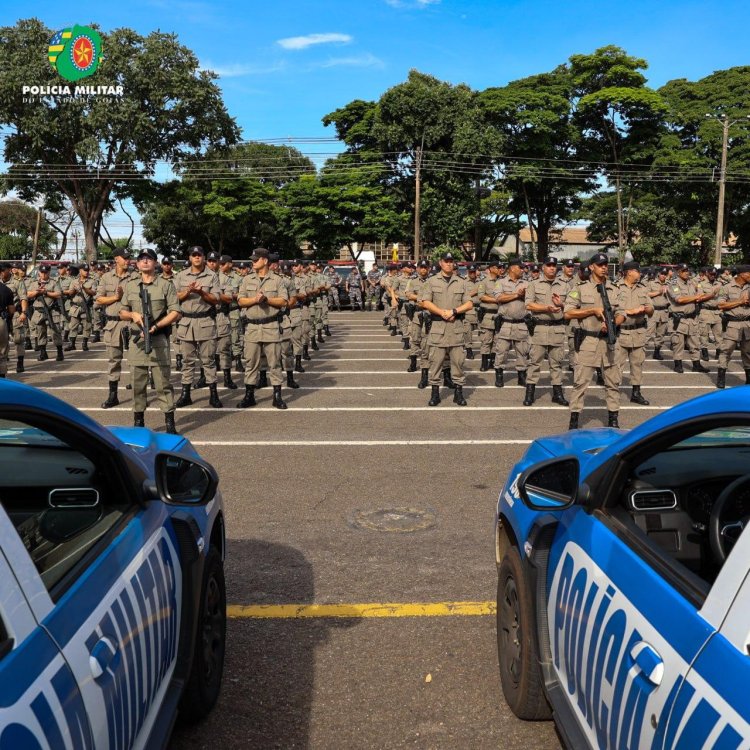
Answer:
0 199 55 257
0 18 238 261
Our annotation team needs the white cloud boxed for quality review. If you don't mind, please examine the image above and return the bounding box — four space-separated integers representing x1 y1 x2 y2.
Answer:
385 0 440 7
277 33 352 50
316 53 385 69
201 61 286 78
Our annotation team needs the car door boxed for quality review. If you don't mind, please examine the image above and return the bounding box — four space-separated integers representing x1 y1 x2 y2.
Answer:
0 504 93 749
0 408 183 750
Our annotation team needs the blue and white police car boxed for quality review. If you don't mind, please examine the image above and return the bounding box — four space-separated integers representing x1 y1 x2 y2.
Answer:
0 381 226 749
495 388 750 750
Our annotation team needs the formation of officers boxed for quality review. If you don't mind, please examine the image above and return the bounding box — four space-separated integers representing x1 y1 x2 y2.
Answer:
0 247 340 433
2 248 749 431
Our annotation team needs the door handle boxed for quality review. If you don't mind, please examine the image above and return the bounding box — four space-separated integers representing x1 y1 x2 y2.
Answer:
629 641 663 686
89 636 119 679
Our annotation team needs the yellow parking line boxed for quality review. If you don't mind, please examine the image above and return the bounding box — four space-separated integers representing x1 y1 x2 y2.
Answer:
227 601 496 619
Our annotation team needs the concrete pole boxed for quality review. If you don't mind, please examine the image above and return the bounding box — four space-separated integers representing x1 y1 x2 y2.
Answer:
714 115 729 267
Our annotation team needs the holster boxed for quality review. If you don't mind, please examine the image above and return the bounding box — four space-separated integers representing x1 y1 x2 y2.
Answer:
524 314 536 337
494 314 503 334
421 311 432 335
573 328 585 353
477 307 485 323
670 312 684 331
721 313 730 333
405 302 416 321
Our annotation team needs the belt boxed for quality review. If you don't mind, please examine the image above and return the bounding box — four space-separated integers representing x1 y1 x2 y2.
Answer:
582 330 609 339
480 306 498 312
501 317 526 324
673 311 698 319
701 306 719 311
620 320 647 331
181 310 213 319
724 316 750 323
105 314 121 321
429 313 465 321
245 314 281 325
534 319 565 326
653 305 668 310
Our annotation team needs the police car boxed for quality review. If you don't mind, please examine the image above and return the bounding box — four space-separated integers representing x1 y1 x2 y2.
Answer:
0 380 226 748
495 388 750 749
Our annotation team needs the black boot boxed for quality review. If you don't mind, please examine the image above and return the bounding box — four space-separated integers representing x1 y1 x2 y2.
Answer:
63 330 69 343
148 369 155 389
324 325 331 337
523 384 536 406
595 368 604 385
466 347 474 360
165 412 178 435
517 370 527 386
674 360 684 373
701 348 709 362
480 354 490 372
64 340 75 351
302 344 311 360
133 411 145 428
25 337 32 350
286 371 300 389
418 368 429 389
223 369 238 389
174 384 192 408
82 338 89 351
489 353 496 369
272 385 287 410
317 329 324 343
311 337 319 351
407 355 417 372
101 381 119 409
257 370 268 389
453 385 467 405
402 338 410 351
16 357 24 373
294 355 305 373
38 347 48 361
568 412 580 430
552 385 569 406
653 346 663 360
383 316 388 326
692 360 709 373
90 331 100 343
390 326 398 337
608 411 620 428
238 385 256 408
494 368 504 388
746 369 750 385
717 368 726 389
443 368 456 389
175 353 183 371
235 355 245 372
55 346 64 362
428 385 441 406
630 386 649 405
208 383 223 408
194 368 207 389
214 354 220 370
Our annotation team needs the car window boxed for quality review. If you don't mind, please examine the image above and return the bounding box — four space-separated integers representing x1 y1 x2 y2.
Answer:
0 418 134 593
620 423 750 588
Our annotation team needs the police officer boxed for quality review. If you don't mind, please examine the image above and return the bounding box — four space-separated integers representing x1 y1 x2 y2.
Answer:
716 265 750 389
463 265 480 359
346 265 364 311
667 264 711 374
57 263 73 342
565 252 624 429
0 264 15 377
615 261 653 405
237 248 289 409
174 246 222 409
326 266 342 311
8 264 29 373
493 258 530 388
418 251 473 406
120 248 182 433
65 264 96 351
366 265 381 311
294 260 313 363
27 264 64 363
477 261 502 372
208 251 237 390
278 261 301 389
647 267 670 360
525 257 569 406
381 263 399 332
405 259 431 386
396 263 414 349
698 267 722 361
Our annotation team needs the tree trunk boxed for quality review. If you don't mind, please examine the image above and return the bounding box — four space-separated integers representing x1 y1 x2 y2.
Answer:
615 174 625 262
521 184 537 260
83 220 97 264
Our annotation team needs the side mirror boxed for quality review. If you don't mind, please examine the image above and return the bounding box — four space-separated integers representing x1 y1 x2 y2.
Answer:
519 456 579 511
155 453 218 505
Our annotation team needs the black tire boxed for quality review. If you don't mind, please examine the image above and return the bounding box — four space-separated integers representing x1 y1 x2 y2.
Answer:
180 547 226 722
497 546 552 720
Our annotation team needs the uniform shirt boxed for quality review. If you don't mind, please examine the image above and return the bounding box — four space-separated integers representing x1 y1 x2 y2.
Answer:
174 267 220 342
8 277 27 307
239 271 289 343
26 277 62 313
697 278 721 310
648 279 669 308
366 270 381 289
564 280 621 354
405 275 429 301
667 278 699 315
418 272 471 347
348 271 362 289
526 276 567 346
615 280 651 348
69 276 96 316
717 280 750 328
97 269 139 322
281 274 301 326
496 277 527 321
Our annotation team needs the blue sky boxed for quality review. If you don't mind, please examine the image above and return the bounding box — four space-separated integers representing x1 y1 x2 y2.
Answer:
8 0 750 244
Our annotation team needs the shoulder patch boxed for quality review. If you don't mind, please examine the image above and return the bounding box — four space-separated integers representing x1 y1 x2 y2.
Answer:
569 290 579 299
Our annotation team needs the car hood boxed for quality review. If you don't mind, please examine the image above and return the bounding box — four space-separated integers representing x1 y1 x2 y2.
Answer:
535 427 625 466
108 426 189 455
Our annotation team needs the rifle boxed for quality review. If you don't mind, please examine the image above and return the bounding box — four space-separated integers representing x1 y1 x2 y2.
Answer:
596 282 617 351
78 284 92 324
36 284 61 338
138 283 153 355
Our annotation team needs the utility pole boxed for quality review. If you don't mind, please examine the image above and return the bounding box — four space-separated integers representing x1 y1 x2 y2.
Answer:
31 207 42 266
414 143 423 262
714 115 729 267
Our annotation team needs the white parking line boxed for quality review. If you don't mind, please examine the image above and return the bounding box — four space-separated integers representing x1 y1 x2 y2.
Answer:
36 384 722 391
81 405 670 412
190 439 534 446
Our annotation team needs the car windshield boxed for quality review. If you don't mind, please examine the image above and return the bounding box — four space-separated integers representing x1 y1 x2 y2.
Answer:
0 419 69 448
668 426 750 450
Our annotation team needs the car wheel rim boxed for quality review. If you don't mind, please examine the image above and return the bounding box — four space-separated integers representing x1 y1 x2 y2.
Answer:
500 577 521 687
201 574 224 683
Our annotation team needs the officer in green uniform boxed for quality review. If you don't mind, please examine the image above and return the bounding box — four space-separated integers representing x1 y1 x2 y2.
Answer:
27 264 64 362
477 261 502 372
698 267 722 360
463 264 480 359
405 259 431 383
716 265 750 389
8 264 29 373
647 267 670 360
667 264 711 374
120 248 182 433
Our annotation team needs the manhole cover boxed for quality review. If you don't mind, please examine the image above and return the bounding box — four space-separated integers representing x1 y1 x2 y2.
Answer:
350 507 436 533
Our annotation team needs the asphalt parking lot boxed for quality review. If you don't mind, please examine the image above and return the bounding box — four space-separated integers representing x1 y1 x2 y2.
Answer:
14 311 740 749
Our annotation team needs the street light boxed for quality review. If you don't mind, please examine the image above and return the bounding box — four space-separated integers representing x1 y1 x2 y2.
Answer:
705 113 750 266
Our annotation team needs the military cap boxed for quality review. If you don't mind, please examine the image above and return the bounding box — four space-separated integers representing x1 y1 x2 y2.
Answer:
658 266 669 275
735 264 750 274
0 262 10 271
38 263 51 272
417 259 430 269
589 252 609 266
440 252 457 261
486 260 500 269
675 263 690 272
250 247 270 260
622 261 641 272
543 256 558 266
161 256 174 264
80 263 90 271
563 259 576 268
467 264 478 272
113 247 131 259
507 257 523 268
268 253 280 264
206 250 219 261
497 260 508 268
188 245 205 256
138 248 158 261
529 264 539 272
